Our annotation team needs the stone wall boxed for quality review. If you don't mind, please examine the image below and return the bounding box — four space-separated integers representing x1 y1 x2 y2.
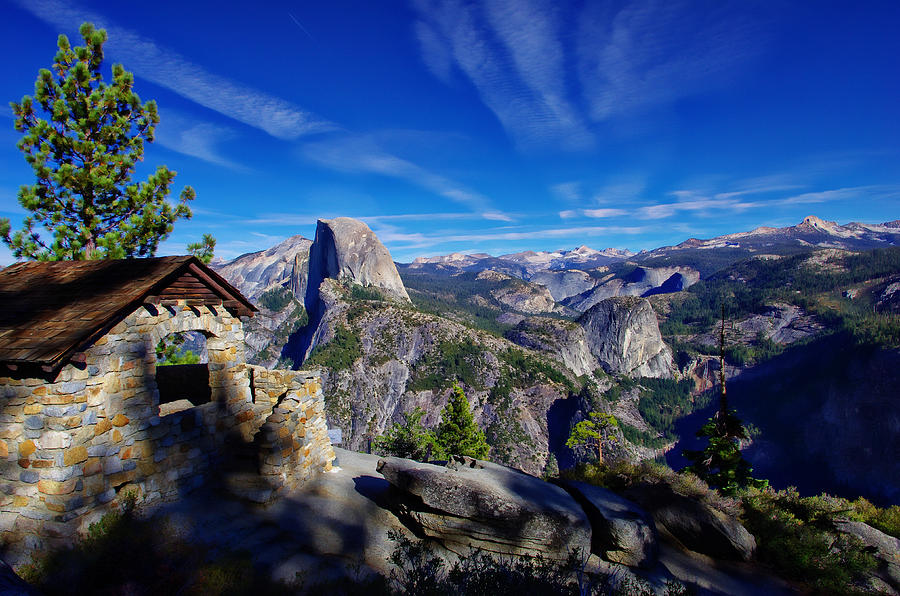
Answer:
0 300 334 564
257 376 334 490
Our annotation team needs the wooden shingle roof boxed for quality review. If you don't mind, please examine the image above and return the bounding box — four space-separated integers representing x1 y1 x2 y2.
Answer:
0 256 256 371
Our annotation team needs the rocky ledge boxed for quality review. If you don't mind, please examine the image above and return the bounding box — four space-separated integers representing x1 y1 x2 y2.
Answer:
376 455 591 560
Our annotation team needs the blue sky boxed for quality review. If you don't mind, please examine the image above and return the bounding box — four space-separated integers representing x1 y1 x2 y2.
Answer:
1 0 899 264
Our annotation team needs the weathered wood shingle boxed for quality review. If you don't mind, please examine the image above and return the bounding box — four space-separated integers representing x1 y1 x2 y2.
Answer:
0 256 255 369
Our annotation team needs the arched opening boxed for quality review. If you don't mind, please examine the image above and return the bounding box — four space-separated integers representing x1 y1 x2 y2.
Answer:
155 330 212 416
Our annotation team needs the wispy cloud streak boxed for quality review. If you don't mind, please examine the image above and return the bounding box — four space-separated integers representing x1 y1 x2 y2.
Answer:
154 111 246 170
576 0 765 121
299 135 510 220
412 0 592 151
637 185 900 219
15 0 334 139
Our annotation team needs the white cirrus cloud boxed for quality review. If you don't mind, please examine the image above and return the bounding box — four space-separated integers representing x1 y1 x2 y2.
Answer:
583 208 628 218
636 184 900 220
299 135 510 221
154 111 246 170
411 0 593 151
551 182 582 203
576 0 766 122
14 0 334 140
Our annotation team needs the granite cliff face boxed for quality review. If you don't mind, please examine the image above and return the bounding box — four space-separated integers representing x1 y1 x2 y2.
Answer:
562 266 700 312
305 217 410 310
212 235 311 302
305 278 570 476
579 296 674 378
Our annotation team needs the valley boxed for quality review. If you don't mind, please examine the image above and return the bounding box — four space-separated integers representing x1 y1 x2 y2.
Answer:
212 214 900 505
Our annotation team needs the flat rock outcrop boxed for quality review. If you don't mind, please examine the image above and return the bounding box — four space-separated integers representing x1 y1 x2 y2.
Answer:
560 480 658 568
579 296 674 378
306 217 410 308
376 456 591 560
624 484 756 562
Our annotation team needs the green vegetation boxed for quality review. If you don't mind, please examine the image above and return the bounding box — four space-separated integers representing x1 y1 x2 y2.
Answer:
660 247 900 349
743 488 879 594
566 412 619 465
349 283 387 302
386 529 690 596
564 460 895 595
485 411 533 468
304 325 362 371
374 407 441 461
435 384 490 459
258 286 296 312
2 23 194 260
401 270 516 336
249 299 307 366
187 233 216 264
155 332 200 366
498 348 575 393
408 340 484 391
639 248 759 278
634 377 702 441
619 424 669 450
683 404 767 496
375 385 489 461
850 497 900 538
684 311 766 496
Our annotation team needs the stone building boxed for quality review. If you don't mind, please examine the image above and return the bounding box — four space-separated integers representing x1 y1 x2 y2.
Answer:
0 256 334 561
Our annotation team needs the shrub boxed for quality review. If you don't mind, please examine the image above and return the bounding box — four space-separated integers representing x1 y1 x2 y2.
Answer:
374 408 442 461
385 530 690 595
741 488 878 593
17 496 300 595
850 498 900 538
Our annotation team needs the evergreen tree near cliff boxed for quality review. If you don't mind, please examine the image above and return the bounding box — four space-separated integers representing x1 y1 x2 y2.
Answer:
684 305 767 495
566 411 619 465
435 384 489 459
2 22 194 260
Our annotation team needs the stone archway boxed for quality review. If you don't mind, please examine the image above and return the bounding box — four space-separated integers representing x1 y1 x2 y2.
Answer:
144 305 238 417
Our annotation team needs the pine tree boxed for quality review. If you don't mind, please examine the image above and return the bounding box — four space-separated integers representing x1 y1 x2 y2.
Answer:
187 234 216 264
2 22 194 260
566 411 618 465
435 383 489 459
683 305 767 495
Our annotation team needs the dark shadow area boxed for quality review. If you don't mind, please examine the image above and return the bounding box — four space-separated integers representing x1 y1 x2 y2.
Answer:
156 363 211 412
666 332 900 506
546 394 581 470
352 474 394 510
642 273 689 297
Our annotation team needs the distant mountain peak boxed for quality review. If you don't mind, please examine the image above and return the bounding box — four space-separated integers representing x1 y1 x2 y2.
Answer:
799 215 838 231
